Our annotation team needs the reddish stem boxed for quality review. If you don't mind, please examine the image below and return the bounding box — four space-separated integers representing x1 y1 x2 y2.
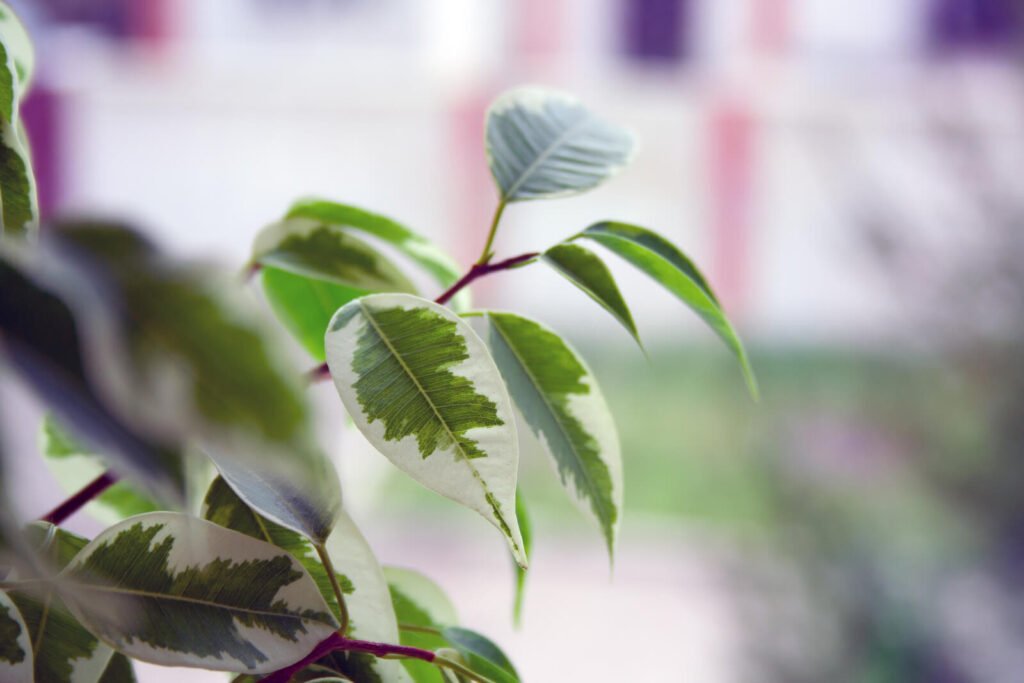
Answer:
40 470 118 525
261 633 435 683
306 251 539 383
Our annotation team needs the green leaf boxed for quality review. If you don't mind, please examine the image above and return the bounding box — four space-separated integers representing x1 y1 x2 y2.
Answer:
542 242 640 348
386 568 456 683
577 222 759 399
441 627 519 683
61 512 339 674
325 294 525 566
37 222 341 540
0 590 32 681
201 476 349 623
483 312 622 555
0 117 37 237
41 415 160 523
485 86 634 203
261 267 368 361
12 523 116 683
253 217 418 360
97 654 136 683
286 199 464 303
511 492 532 627
324 512 412 683
0 251 186 504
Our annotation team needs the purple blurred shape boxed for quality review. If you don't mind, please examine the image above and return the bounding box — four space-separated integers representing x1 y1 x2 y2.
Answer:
928 0 1024 53
622 0 690 62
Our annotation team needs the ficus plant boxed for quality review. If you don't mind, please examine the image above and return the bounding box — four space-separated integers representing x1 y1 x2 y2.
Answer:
0 7 756 683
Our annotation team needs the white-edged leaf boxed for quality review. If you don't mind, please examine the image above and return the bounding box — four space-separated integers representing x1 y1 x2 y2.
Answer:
0 589 32 681
0 3 33 90
13 523 115 683
324 511 412 683
61 512 338 674
577 221 759 399
483 312 622 556
485 86 634 203
325 294 525 566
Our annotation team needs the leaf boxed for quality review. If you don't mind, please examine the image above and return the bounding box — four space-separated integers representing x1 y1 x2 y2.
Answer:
577 222 759 398
0 3 33 90
324 511 412 683
542 242 640 348
386 568 456 683
61 512 339 673
0 590 32 681
201 476 350 623
12 523 116 683
0 251 186 503
253 217 418 360
511 493 532 627
325 293 525 566
485 86 634 203
0 116 36 237
37 222 341 539
261 267 369 361
41 415 160 523
97 653 136 683
483 312 622 555
286 199 463 299
441 628 519 683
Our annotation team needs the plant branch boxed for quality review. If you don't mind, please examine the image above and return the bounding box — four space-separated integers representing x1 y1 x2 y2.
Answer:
314 543 350 637
305 251 538 383
476 200 507 266
40 470 118 525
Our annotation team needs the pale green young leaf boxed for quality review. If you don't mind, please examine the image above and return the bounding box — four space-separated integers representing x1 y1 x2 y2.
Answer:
511 492 532 626
483 312 622 556
0 252 186 504
253 217 418 360
577 222 759 398
0 590 32 681
61 512 338 674
386 568 456 683
12 523 115 683
441 628 519 683
542 242 640 349
325 294 525 566
37 222 341 539
41 415 160 523
324 512 412 683
485 86 634 203
286 199 464 304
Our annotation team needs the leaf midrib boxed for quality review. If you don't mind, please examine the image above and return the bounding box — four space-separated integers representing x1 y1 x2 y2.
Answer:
500 116 590 200
487 315 614 531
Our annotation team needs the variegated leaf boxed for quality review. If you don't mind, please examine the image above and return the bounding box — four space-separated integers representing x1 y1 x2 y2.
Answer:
0 251 186 504
323 511 412 683
485 86 634 203
12 523 115 683
542 242 640 348
0 3 33 90
483 312 622 556
61 512 338 674
577 222 759 398
253 217 417 360
325 294 525 566
36 222 341 539
0 589 32 681
41 416 159 524
0 2 36 239
286 199 465 307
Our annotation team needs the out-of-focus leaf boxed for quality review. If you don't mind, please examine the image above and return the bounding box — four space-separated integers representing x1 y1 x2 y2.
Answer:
253 217 417 360
542 242 640 348
37 222 341 541
441 628 519 683
0 251 186 503
577 222 758 399
325 294 525 566
12 523 115 683
483 312 622 557
485 86 634 203
0 589 32 681
0 3 33 89
97 654 136 683
286 199 465 307
511 492 532 626
0 2 36 239
41 415 159 523
61 512 338 674
386 568 456 683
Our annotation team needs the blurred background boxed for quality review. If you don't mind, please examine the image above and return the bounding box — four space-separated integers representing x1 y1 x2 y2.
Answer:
3 0 1023 680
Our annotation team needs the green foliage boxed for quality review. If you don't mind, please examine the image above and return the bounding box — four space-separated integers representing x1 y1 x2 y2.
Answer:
0 23 756 678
